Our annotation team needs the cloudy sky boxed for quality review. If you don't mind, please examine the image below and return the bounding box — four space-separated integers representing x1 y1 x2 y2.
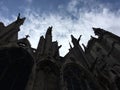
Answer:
0 0 120 56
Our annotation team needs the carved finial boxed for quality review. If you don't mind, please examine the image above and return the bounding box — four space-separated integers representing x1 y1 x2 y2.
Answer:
71 35 79 47
25 35 30 39
58 45 62 49
46 26 52 35
16 13 26 25
17 13 20 20
48 26 52 30
78 35 82 42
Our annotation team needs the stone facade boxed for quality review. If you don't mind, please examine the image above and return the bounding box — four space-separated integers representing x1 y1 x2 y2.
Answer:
0 15 120 90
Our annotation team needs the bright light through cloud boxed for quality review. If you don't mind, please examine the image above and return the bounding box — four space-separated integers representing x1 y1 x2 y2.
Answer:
26 0 32 3
0 0 120 56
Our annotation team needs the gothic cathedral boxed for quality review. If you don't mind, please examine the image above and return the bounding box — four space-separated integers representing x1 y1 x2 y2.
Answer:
0 15 120 90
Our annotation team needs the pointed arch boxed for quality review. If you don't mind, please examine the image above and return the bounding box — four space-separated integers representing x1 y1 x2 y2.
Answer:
63 63 100 90
33 60 60 90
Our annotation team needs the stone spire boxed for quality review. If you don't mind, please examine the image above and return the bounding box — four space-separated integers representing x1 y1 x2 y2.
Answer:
69 35 90 68
44 26 52 55
71 35 79 47
71 35 82 47
45 26 52 38
35 26 61 62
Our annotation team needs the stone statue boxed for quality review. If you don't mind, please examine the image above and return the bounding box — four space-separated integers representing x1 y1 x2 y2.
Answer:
0 13 26 45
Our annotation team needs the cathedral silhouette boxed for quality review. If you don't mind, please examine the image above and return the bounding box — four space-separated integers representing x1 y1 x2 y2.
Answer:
0 14 120 90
